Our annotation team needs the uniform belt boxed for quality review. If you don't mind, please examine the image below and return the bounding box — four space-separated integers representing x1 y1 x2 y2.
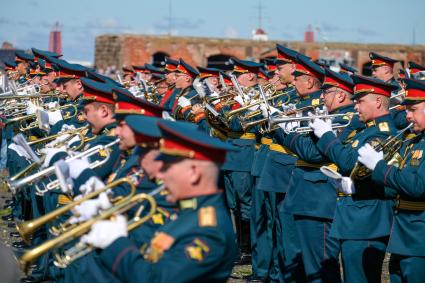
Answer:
261 137 273 145
396 199 425 211
269 143 295 155
227 132 256 140
296 160 338 172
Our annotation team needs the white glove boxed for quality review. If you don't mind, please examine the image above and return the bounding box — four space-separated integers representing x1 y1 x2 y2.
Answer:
260 104 269 118
60 124 76 133
248 104 259 111
178 96 191 108
320 166 355 195
81 214 128 249
26 101 39 115
68 157 90 179
128 86 140 96
8 143 31 160
233 95 244 106
282 103 296 113
340 177 355 195
39 146 67 168
46 133 71 148
357 143 383 171
66 134 81 149
278 121 299 134
70 192 112 224
309 118 333 138
79 176 105 195
162 111 175 121
48 110 63 126
47 101 59 109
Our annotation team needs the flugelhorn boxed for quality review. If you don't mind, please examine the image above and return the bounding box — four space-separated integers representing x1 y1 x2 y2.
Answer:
16 175 138 244
350 123 413 181
53 184 164 268
19 191 157 273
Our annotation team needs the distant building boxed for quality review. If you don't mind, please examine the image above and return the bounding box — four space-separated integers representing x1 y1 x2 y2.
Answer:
304 25 315 43
49 22 62 55
252 28 268 41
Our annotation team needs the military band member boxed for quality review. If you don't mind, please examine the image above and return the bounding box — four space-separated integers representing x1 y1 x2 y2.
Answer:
81 120 238 283
357 78 425 283
159 57 178 108
309 74 398 283
280 67 363 283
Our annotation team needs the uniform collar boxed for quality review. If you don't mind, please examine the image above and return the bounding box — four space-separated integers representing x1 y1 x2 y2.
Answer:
330 104 354 114
99 121 117 135
300 89 321 101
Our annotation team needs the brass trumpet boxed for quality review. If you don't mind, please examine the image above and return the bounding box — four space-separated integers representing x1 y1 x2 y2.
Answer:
16 175 138 244
224 90 291 120
350 123 413 180
54 184 164 268
241 104 324 132
19 190 157 273
269 113 355 134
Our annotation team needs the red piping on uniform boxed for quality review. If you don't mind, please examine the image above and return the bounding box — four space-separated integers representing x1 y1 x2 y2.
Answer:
383 165 392 186
112 246 138 275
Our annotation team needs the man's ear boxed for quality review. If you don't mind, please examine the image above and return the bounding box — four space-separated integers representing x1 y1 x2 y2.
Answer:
337 91 346 103
188 163 201 185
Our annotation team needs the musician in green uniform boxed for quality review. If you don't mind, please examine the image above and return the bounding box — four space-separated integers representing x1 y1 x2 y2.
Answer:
357 78 425 283
81 119 238 283
309 74 398 282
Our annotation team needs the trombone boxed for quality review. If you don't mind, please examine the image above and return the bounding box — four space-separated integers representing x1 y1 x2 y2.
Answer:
8 139 120 194
16 175 139 244
54 184 164 268
19 189 159 273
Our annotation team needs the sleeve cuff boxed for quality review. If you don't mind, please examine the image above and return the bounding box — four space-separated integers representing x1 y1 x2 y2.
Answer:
371 159 391 186
100 236 139 274
50 151 69 166
73 169 97 195
317 131 339 154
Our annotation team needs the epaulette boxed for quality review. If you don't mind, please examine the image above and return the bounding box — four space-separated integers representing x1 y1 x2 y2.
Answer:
378 122 390 132
198 206 217 227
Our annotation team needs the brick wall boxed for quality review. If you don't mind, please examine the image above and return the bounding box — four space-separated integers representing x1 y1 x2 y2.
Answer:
95 34 425 75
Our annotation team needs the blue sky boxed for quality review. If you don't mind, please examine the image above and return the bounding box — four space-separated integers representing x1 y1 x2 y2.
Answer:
1 0 424 63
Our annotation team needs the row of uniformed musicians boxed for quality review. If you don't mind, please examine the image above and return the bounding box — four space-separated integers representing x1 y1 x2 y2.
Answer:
1 45 425 283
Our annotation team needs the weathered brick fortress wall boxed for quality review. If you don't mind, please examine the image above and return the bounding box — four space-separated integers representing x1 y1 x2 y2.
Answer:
95 34 425 75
